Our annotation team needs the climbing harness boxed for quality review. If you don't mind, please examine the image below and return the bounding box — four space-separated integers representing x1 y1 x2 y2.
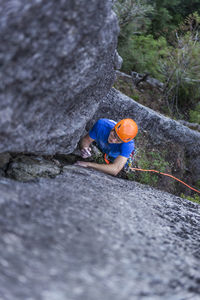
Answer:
104 153 200 194
104 150 136 166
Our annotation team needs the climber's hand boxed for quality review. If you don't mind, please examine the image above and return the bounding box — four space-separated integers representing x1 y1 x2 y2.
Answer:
80 147 92 158
74 161 90 168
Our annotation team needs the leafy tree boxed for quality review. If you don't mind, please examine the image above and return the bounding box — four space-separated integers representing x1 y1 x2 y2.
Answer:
114 0 161 76
114 1 200 118
119 34 169 79
173 0 200 19
160 28 200 116
146 0 182 37
114 0 154 42
146 0 200 38
114 0 153 30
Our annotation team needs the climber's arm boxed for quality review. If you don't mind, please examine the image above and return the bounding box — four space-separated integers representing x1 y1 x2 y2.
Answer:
75 155 127 176
80 134 94 149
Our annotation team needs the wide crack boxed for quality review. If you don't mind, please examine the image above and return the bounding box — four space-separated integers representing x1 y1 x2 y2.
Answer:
0 152 80 182
0 151 199 205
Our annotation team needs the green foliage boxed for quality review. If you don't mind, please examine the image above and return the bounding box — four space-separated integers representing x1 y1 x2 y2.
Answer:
174 1 200 19
115 0 154 69
148 151 169 172
197 180 200 189
180 193 200 205
115 0 200 117
114 0 153 33
128 150 169 186
130 90 140 101
115 0 200 39
147 0 182 37
147 0 200 37
160 28 200 115
189 103 200 124
118 34 169 79
138 152 154 185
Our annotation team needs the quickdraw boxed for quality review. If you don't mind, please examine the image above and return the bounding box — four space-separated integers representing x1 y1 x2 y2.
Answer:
104 150 136 167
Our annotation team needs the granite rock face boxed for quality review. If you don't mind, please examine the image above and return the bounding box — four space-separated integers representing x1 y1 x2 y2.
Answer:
1 2 200 299
0 166 200 300
0 0 119 154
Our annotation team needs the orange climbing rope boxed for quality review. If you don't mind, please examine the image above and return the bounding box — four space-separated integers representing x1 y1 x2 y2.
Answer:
129 167 200 194
104 153 200 194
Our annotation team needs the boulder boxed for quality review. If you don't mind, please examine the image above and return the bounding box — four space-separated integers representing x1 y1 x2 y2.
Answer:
0 0 119 154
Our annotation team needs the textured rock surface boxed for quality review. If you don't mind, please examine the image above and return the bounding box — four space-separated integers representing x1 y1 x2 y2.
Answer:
1 2 200 300
0 153 11 169
6 155 61 181
90 88 200 181
0 167 200 300
0 0 118 154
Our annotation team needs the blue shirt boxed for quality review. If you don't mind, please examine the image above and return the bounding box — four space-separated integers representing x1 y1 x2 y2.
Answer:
89 119 135 159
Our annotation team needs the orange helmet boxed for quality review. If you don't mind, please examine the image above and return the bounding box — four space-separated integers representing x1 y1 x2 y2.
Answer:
114 119 138 142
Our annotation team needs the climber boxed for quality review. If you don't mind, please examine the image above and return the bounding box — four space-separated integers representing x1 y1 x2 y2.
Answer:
75 118 138 176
